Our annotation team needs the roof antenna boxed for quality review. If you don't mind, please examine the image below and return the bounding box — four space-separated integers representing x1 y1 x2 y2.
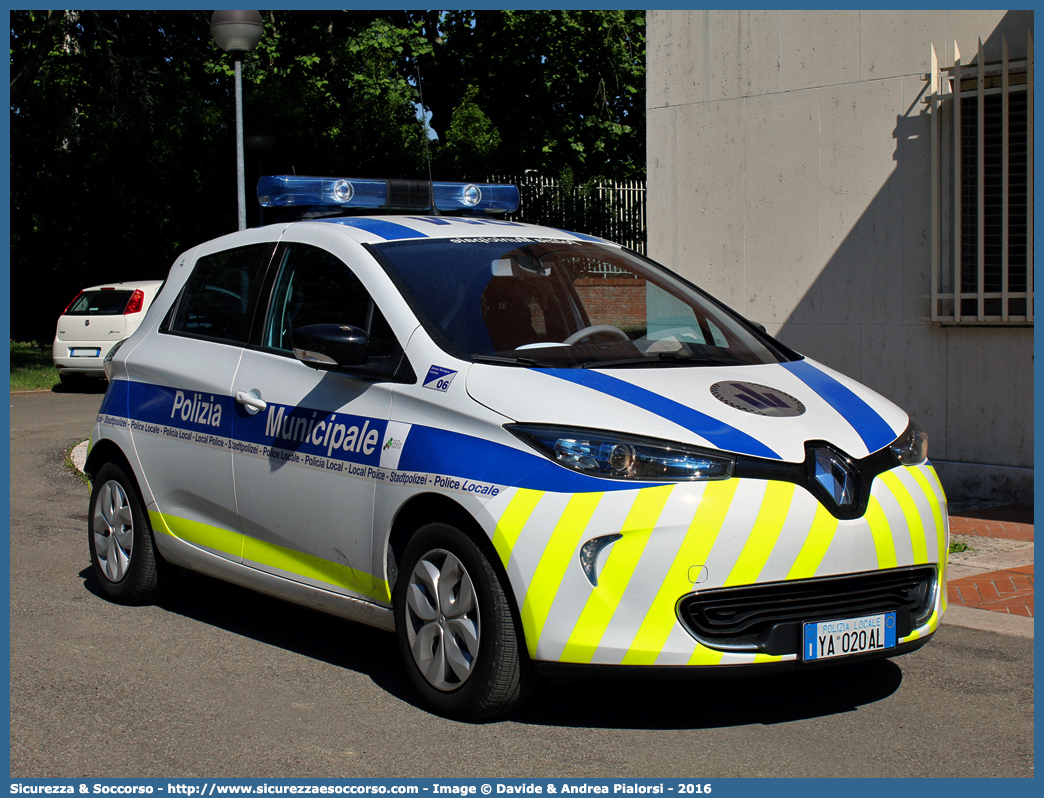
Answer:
415 62 438 216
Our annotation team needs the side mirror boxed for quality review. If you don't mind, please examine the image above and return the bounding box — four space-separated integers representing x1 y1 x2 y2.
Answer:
291 324 368 370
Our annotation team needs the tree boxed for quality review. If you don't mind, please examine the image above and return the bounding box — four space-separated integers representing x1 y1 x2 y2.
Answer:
9 10 646 341
418 10 646 182
9 10 430 340
11 10 230 340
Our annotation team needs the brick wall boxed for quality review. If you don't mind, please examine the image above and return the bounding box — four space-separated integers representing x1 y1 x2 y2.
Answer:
574 278 647 327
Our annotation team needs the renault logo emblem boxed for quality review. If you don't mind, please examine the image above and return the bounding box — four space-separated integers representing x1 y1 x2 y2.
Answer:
812 448 856 508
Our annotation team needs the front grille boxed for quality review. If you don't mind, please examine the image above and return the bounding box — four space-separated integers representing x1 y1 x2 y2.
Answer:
677 567 937 656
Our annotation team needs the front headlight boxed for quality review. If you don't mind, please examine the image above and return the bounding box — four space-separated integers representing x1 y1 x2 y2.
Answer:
507 424 736 481
890 418 929 465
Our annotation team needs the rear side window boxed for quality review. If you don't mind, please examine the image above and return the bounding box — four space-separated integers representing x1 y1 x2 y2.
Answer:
65 290 133 316
169 244 272 344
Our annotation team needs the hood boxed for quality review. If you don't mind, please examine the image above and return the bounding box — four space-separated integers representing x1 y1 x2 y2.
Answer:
465 358 908 463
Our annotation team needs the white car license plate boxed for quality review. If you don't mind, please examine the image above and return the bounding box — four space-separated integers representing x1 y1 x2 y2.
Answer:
70 348 101 357
802 611 896 661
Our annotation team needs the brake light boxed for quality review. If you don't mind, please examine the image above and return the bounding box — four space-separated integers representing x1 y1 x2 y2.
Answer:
61 291 84 315
124 289 146 314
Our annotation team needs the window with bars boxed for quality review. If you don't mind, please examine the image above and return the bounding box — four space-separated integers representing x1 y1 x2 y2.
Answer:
928 34 1034 324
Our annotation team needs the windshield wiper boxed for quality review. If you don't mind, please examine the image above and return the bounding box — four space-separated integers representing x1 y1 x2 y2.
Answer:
577 352 742 369
471 354 556 368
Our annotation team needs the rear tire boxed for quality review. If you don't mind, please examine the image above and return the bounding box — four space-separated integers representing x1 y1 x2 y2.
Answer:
88 462 171 604
394 522 531 720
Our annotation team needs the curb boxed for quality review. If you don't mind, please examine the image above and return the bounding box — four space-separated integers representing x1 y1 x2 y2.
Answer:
71 440 88 474
941 605 1034 639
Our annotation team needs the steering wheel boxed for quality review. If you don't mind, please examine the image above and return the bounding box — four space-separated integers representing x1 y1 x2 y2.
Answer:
562 324 630 345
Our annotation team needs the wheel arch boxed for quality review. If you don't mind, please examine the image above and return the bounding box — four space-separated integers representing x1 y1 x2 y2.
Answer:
385 492 525 638
84 439 148 503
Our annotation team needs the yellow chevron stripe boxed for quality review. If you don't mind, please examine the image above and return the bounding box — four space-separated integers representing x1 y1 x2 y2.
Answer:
910 467 946 544
150 511 390 601
689 643 725 665
491 488 544 568
724 481 796 587
786 503 840 580
519 492 603 657
560 485 674 662
621 479 740 665
753 652 783 663
879 471 928 564
925 464 947 506
864 496 899 569
910 465 948 613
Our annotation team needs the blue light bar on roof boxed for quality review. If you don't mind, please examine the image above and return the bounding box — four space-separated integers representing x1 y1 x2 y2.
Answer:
257 175 519 214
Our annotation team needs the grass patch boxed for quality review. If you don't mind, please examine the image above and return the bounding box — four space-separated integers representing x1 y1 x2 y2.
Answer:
11 340 59 392
949 540 972 554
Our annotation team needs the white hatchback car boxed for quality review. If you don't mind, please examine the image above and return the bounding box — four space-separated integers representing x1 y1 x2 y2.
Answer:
53 280 164 385
86 176 947 719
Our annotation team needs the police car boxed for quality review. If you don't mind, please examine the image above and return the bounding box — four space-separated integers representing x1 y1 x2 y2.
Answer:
86 175 948 719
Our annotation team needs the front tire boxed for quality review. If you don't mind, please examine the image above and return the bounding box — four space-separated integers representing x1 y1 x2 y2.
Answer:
394 522 530 720
88 462 171 603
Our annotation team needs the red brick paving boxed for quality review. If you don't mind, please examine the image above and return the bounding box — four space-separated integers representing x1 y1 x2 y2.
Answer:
945 505 1034 618
948 504 1034 541
947 565 1034 617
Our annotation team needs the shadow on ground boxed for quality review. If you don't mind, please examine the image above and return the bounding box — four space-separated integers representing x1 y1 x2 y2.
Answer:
513 657 902 729
80 565 904 729
52 377 108 394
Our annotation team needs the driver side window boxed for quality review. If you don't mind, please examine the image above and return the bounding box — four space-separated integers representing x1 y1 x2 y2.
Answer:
264 244 404 376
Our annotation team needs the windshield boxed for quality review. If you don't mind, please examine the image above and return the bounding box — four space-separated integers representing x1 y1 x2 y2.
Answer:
370 238 793 368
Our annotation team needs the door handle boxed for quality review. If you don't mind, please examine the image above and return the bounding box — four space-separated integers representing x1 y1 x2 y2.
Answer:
235 389 267 415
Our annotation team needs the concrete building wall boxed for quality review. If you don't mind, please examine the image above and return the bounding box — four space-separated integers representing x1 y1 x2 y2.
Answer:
646 9 1034 502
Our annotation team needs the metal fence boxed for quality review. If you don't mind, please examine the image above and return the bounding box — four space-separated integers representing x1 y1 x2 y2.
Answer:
492 174 647 254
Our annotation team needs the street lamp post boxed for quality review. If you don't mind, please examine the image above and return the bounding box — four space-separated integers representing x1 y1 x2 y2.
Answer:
210 10 264 231
245 119 277 225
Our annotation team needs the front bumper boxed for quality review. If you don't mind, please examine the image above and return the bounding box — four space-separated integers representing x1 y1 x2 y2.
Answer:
480 463 948 668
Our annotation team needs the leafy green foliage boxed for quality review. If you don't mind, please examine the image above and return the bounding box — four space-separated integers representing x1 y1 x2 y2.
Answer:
421 10 646 182
10 10 645 341
441 86 502 175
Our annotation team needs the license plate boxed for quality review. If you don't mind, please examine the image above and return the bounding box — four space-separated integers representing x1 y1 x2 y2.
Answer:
802 611 896 661
70 348 100 357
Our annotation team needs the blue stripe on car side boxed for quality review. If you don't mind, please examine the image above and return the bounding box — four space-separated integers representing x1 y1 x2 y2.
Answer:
323 217 429 240
781 360 897 453
106 381 646 494
536 369 781 460
98 378 131 417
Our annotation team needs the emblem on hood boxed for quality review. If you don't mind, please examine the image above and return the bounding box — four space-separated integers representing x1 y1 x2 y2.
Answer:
710 381 806 417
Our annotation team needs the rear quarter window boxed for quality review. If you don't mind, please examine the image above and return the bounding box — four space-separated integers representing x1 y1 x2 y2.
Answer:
168 243 273 344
